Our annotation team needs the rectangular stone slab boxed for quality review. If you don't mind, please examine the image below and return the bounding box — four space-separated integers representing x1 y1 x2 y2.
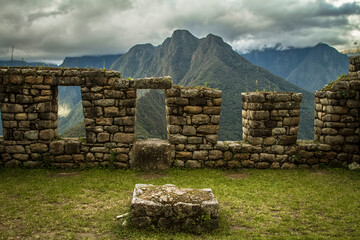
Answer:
130 184 219 231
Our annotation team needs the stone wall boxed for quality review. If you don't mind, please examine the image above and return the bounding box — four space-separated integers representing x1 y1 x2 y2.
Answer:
314 56 360 166
165 86 222 168
0 56 359 169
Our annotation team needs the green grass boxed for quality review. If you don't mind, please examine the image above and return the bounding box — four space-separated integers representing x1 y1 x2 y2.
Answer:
0 168 359 239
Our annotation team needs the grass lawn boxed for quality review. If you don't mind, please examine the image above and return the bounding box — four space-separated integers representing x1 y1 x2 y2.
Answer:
0 167 359 239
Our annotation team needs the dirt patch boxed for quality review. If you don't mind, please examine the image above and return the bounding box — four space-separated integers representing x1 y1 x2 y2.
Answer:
225 171 250 179
48 172 81 178
137 173 165 180
310 170 329 176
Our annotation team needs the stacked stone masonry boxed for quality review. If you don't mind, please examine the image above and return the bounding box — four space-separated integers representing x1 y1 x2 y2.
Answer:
165 86 222 168
0 56 359 169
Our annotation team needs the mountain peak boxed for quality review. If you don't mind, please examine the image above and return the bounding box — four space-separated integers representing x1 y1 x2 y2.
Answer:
171 29 197 41
314 42 330 49
205 33 224 43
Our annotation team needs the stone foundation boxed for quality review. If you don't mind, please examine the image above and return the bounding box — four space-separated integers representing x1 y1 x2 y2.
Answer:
130 184 219 231
130 139 174 170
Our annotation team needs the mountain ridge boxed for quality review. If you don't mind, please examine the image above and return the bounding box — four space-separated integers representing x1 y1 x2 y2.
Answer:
242 43 348 92
111 30 315 140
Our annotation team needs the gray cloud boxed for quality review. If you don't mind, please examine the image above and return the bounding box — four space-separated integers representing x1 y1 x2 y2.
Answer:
0 0 359 62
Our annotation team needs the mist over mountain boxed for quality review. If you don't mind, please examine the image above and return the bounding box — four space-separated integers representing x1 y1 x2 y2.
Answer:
111 30 315 140
242 43 349 92
0 60 58 67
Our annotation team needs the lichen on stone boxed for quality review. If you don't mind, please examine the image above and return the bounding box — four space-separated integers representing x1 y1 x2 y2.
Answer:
137 184 212 204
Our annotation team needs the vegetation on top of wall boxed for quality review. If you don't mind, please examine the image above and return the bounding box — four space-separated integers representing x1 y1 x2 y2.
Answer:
321 74 347 91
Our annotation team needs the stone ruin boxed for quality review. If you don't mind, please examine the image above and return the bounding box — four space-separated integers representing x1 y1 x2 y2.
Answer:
130 184 219 231
0 56 359 169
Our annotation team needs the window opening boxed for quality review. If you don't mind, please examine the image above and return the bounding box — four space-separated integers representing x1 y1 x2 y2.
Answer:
57 86 85 138
135 89 167 140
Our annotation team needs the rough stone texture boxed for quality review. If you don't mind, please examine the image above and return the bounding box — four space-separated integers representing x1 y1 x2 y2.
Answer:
0 62 359 169
314 61 360 167
165 86 222 168
130 184 219 231
242 92 302 146
130 139 174 170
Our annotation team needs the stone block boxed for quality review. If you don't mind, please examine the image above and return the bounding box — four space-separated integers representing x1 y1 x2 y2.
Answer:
272 128 286 135
248 110 270 120
90 147 107 153
30 143 48 153
130 139 174 170
116 153 128 162
232 153 249 161
169 134 188 144
104 89 125 98
192 114 210 125
96 118 113 126
65 141 81 154
206 135 218 144
263 137 276 145
50 141 65 155
283 117 300 126
5 145 25 153
113 133 134 143
130 184 218 231
13 154 29 161
182 125 196 136
185 160 202 168
281 163 296 170
197 125 219 134
278 135 297 145
119 99 136 107
241 160 254 168
133 76 172 89
176 151 192 159
271 145 285 154
184 106 202 114
193 151 208 160
189 97 207 106
114 116 135 126
260 153 275 162
104 107 123 117
97 132 110 142
324 135 344 145
174 160 185 167
166 97 189 106
209 150 223 160
203 107 221 115
5 160 22 167
321 128 338 135
38 129 55 140
242 92 265 102
270 162 281 169
255 162 270 169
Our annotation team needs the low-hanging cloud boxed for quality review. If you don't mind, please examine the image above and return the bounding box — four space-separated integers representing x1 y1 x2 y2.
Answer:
0 0 359 62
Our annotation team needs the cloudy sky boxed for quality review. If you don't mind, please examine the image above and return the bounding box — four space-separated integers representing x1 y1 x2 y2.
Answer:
1 0 359 64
